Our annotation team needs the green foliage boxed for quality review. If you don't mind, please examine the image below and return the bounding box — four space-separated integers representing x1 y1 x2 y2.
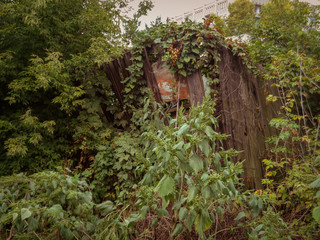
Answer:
0 109 64 175
0 171 98 239
126 19 257 98
243 1 320 238
128 97 245 238
0 0 153 175
226 0 255 36
310 175 320 224
249 0 320 63
248 207 291 240
2 1 320 238
0 169 143 239
80 142 116 202
259 53 320 238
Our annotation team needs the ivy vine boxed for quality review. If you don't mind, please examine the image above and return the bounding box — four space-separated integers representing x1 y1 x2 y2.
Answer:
121 18 260 111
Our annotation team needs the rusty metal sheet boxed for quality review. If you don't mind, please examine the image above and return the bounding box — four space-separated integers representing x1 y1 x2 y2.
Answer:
152 62 189 102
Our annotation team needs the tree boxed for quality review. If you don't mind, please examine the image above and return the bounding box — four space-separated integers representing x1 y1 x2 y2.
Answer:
247 0 320 236
226 0 255 36
208 14 227 35
0 0 152 175
249 0 320 63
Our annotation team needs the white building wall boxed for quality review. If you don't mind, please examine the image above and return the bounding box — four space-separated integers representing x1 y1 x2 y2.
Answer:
171 0 319 23
171 0 249 23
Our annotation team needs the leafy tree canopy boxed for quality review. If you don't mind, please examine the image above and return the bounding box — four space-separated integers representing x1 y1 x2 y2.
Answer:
249 0 320 63
0 0 152 175
226 0 255 36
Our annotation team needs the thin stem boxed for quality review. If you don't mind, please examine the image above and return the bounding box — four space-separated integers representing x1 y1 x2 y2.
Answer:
214 213 219 240
33 231 42 240
211 226 243 238
175 77 181 126
298 54 311 153
6 223 14 240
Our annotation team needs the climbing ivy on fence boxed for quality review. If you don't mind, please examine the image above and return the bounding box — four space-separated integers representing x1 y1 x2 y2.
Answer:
122 18 260 110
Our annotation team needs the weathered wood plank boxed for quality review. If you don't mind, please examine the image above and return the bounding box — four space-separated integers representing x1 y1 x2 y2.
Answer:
143 48 162 102
103 61 125 107
187 70 205 106
216 46 278 189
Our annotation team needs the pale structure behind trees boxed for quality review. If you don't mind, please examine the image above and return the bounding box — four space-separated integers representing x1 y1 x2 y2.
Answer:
169 0 319 23
170 0 269 22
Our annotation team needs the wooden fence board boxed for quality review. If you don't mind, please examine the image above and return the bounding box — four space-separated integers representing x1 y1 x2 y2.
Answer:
187 70 205 106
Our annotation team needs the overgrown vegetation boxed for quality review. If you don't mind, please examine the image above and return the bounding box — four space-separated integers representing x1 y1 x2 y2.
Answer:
1 0 320 239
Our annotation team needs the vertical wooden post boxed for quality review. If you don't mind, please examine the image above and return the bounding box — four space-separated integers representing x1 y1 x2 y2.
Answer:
187 70 205 106
143 48 162 102
216 46 278 189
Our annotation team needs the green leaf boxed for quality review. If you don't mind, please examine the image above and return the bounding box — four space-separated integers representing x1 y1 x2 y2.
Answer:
21 208 32 220
216 206 224 217
157 175 175 198
176 151 186 162
228 180 237 195
52 180 57 189
141 205 149 218
152 217 158 227
134 56 142 61
96 201 115 216
177 62 183 69
27 217 39 233
60 226 73 239
201 186 213 199
192 48 200 54
47 204 63 218
173 141 184 150
141 173 152 185
172 223 183 236
205 126 215 138
175 123 190 136
29 181 36 192
309 177 320 188
163 152 171 162
312 206 320 223
257 198 263 210
173 197 187 210
249 196 258 207
179 70 187 77
12 213 18 221
199 139 210 157
187 186 199 202
201 173 209 181
125 213 140 227
253 224 264 233
201 209 212 231
214 153 222 171
185 209 197 231
234 211 246 221
189 154 203 173
156 208 169 217
179 207 188 220
195 209 212 235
